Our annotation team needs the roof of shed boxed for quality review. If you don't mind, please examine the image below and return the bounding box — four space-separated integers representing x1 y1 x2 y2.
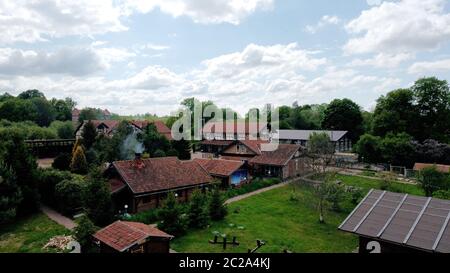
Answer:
274 130 348 142
194 158 244 177
339 190 450 253
249 144 302 166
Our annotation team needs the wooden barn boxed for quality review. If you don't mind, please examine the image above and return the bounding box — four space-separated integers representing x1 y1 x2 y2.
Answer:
339 189 450 253
105 156 214 213
93 221 173 253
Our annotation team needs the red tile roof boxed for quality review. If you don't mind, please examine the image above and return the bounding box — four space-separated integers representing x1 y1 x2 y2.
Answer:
112 157 214 194
414 163 450 173
239 140 269 155
109 178 126 194
249 144 302 166
131 120 173 140
93 221 173 252
201 140 234 146
194 158 244 177
203 121 267 134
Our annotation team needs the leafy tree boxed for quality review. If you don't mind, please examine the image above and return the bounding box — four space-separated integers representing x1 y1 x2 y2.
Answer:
0 98 38 123
354 134 382 163
78 108 103 122
74 215 97 253
433 190 450 200
55 179 84 216
306 132 335 174
17 89 45 100
0 92 13 103
380 133 415 167
171 139 191 160
372 89 417 137
411 77 450 142
158 192 187 236
50 98 76 121
83 168 113 226
209 186 227 221
37 169 73 206
188 189 210 228
50 121 74 139
143 123 170 156
413 139 450 165
0 163 22 224
0 128 39 214
314 173 344 224
322 98 363 141
153 149 166 158
81 121 97 150
70 146 88 175
418 166 450 197
31 97 56 126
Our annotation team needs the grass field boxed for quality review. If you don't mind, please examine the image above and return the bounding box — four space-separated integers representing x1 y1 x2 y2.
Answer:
171 184 358 253
0 213 69 253
335 174 425 196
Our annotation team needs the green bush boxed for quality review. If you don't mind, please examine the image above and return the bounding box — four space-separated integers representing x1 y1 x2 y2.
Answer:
52 153 71 171
433 190 450 200
37 169 74 206
126 208 162 224
74 215 97 253
55 179 84 216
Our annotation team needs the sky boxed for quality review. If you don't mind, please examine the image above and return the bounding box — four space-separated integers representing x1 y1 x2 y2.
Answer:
1 0 450 116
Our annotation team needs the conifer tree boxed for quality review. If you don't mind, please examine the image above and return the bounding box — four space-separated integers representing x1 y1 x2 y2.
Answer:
70 146 88 174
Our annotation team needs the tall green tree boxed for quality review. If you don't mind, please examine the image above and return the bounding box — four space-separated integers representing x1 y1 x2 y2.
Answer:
143 123 170 156
306 132 335 174
372 89 417 137
354 134 382 163
171 139 191 160
209 186 227 221
188 189 210 228
157 192 187 236
17 89 45 100
81 121 98 150
411 77 450 142
31 97 56 126
74 215 97 253
0 98 38 123
322 99 363 141
83 168 113 226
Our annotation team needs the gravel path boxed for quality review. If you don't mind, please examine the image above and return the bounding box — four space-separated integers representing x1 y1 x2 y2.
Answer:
41 205 77 230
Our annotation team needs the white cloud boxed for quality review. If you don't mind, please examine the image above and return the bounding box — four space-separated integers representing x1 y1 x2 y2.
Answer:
139 43 171 51
349 52 414 68
0 0 126 44
408 59 450 74
120 0 274 25
344 0 450 54
305 15 341 34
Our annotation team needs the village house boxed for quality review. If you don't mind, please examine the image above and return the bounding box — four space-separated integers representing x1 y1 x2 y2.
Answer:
273 130 352 152
93 220 173 253
194 158 249 188
74 120 172 140
202 121 269 141
339 189 450 253
198 139 269 161
249 144 308 180
105 156 214 213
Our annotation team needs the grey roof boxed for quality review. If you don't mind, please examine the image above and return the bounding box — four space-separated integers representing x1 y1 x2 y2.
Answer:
274 130 348 142
339 190 450 253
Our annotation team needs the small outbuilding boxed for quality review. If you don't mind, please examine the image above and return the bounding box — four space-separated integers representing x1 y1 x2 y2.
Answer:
194 158 249 187
93 220 173 253
339 189 450 253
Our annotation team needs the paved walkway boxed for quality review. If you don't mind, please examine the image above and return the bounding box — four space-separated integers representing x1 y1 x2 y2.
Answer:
225 179 297 204
41 205 77 230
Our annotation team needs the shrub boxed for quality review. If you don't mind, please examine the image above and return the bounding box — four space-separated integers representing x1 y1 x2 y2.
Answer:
55 179 84 216
153 149 166 158
418 166 449 197
74 215 97 253
126 209 161 224
70 146 88 175
37 169 74 206
83 168 113 226
433 190 450 200
52 153 71 171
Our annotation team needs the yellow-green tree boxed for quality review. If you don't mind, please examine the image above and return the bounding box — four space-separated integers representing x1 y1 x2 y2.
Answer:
70 145 88 174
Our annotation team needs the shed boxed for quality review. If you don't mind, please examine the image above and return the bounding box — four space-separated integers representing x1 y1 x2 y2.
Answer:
339 189 450 253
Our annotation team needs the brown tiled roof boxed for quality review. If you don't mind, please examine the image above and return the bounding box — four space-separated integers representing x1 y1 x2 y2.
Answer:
201 140 234 147
414 163 450 173
203 121 267 134
339 190 450 253
112 157 214 194
131 120 173 140
109 178 126 194
249 144 301 166
194 158 244 177
239 140 269 155
93 221 173 252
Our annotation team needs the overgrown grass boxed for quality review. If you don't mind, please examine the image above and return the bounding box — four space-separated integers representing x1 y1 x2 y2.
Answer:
0 213 70 253
171 184 358 253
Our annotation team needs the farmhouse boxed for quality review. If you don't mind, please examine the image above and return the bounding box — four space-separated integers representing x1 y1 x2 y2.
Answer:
105 156 214 213
273 130 352 152
75 120 172 140
93 220 173 253
194 158 249 187
413 163 450 174
249 144 307 180
199 139 269 161
339 189 450 253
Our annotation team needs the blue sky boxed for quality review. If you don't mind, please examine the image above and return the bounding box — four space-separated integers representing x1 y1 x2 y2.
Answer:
1 0 450 115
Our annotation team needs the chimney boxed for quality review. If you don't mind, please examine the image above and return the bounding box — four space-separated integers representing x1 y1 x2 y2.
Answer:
133 152 145 169
135 152 142 160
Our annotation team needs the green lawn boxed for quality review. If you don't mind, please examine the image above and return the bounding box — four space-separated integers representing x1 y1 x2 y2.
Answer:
0 213 70 253
336 174 425 196
171 184 358 253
